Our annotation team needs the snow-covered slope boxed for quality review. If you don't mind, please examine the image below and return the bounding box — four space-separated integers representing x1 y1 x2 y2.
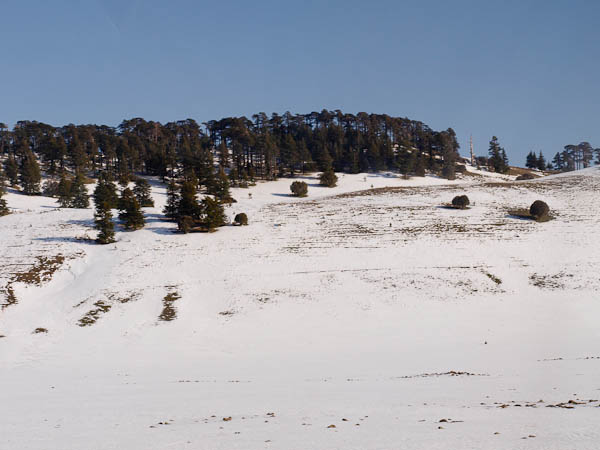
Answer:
1 169 600 450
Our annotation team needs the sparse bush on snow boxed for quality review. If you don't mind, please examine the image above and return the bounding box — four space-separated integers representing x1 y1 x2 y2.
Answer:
451 195 470 209
516 173 535 181
290 181 308 197
530 200 549 220
319 169 338 187
234 213 248 226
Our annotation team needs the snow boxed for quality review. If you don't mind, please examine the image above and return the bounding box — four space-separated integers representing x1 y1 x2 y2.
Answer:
1 168 600 449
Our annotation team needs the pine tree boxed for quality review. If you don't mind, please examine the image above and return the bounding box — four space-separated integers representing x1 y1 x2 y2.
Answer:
0 188 9 216
94 201 115 244
177 181 200 224
536 151 546 171
207 168 232 203
488 137 509 173
414 153 426 177
118 188 145 230
525 151 538 169
163 179 179 219
4 155 18 187
19 150 42 195
201 196 226 231
70 173 90 208
57 174 73 207
133 177 154 207
551 152 563 171
93 173 119 209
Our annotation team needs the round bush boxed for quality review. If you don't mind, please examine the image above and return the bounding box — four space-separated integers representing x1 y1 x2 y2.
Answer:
234 212 248 226
529 200 549 219
319 169 338 187
290 181 308 197
451 195 470 209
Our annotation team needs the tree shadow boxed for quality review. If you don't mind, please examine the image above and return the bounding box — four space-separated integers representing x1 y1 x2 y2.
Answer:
34 236 97 245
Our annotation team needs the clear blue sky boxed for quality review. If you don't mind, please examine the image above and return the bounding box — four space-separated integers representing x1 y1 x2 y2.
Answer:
1 0 598 164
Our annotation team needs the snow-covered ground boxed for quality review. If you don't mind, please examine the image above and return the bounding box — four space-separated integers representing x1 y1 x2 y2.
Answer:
1 169 600 450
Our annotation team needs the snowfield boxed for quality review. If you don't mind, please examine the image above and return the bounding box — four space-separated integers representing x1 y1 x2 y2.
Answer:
1 168 600 450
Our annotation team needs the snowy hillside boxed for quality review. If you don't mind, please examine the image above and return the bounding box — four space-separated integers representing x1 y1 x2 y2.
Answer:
2 168 600 450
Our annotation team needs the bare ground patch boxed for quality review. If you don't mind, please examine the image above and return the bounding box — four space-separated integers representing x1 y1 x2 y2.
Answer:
159 289 181 322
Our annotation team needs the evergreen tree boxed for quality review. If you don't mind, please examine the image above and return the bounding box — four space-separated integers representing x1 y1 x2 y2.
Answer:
4 155 18 187
70 173 90 208
57 174 73 207
118 188 145 230
207 168 232 203
19 150 42 195
163 179 179 219
93 173 119 209
488 137 509 173
551 152 564 171
0 188 9 216
133 177 154 207
525 151 538 169
536 151 546 171
177 181 200 222
200 196 226 231
414 153 426 177
319 168 338 187
94 201 115 244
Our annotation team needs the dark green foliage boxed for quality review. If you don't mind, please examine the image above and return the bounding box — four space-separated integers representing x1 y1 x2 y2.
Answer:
177 215 194 233
530 200 549 219
93 173 118 210
536 151 546 171
488 136 509 174
118 188 145 230
201 197 226 231
70 174 90 208
451 195 470 209
163 179 179 219
0 112 462 197
414 154 426 177
319 169 338 187
133 177 154 207
525 151 538 169
94 201 115 244
234 212 248 225
208 168 233 203
19 150 42 195
290 181 308 197
177 181 200 219
4 155 19 186
56 175 73 207
0 189 9 216
42 179 61 197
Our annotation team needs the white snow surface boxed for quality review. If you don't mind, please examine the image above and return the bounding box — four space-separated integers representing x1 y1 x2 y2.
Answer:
1 169 600 449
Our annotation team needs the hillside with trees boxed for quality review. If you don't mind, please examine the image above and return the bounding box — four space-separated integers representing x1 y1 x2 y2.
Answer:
0 112 465 193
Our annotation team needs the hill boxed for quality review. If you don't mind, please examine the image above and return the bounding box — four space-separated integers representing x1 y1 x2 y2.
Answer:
1 167 600 449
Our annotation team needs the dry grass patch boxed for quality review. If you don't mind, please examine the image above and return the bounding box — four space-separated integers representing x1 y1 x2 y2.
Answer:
159 290 181 322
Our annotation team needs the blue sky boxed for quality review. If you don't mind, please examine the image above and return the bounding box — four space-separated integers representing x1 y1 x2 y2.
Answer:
1 0 598 164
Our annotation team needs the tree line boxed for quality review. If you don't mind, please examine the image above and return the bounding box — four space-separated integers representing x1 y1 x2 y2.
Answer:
0 111 467 193
526 143 600 172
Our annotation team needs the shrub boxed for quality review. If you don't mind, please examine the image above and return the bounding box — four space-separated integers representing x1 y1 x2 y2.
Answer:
530 200 549 219
319 169 338 187
234 212 248 226
516 173 535 181
451 195 470 209
455 164 467 174
290 181 308 197
177 215 194 234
